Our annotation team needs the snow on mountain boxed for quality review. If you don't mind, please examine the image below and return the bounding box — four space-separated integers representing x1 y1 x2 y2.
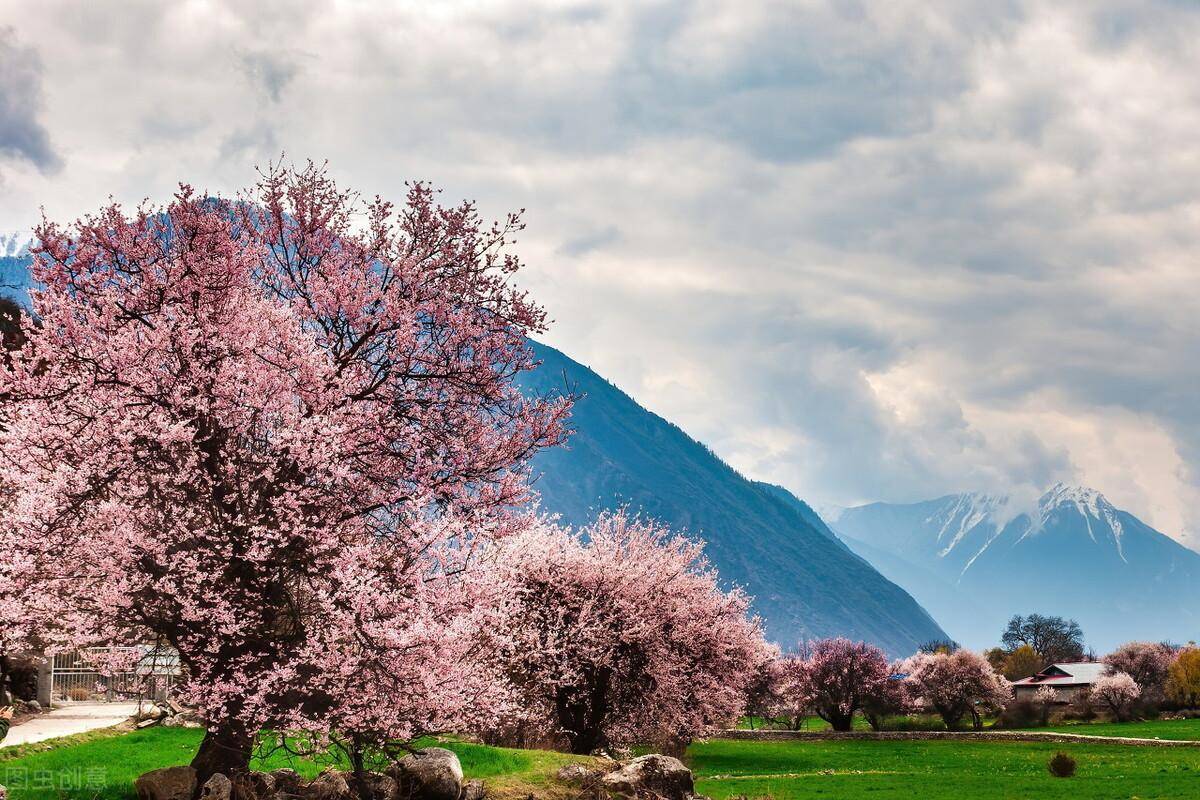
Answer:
0 231 32 259
0 231 37 303
832 485 1200 651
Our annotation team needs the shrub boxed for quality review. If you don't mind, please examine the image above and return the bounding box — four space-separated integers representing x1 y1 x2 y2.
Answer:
1048 751 1077 778
883 715 947 732
67 687 92 702
993 700 1040 729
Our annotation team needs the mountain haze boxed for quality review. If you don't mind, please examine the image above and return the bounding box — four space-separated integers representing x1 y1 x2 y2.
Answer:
833 484 1200 651
519 340 948 656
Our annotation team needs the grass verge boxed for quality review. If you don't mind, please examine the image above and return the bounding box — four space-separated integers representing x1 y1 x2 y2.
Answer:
0 729 594 800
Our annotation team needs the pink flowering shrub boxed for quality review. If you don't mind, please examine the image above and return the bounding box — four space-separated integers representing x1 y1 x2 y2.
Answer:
1091 672 1141 721
490 512 771 754
1104 642 1175 702
902 649 1011 730
0 164 570 781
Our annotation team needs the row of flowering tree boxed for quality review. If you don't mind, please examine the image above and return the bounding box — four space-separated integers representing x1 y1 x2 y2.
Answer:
0 165 770 785
754 639 1012 731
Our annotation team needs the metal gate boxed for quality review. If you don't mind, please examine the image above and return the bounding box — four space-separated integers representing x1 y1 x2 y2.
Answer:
50 645 181 703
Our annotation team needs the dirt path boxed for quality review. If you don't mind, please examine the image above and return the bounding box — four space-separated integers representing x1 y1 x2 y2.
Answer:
0 703 140 748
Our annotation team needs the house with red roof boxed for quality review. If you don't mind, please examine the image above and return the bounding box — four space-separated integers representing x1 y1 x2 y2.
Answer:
1011 662 1107 704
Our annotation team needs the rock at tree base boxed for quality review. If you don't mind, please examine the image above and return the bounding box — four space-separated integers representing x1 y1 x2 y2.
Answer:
302 770 352 800
601 755 696 800
355 771 399 800
270 769 304 796
201 774 233 800
556 764 600 787
247 772 278 798
135 766 198 800
388 747 463 800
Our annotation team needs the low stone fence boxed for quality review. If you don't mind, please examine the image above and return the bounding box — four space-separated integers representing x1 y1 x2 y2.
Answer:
721 729 1200 748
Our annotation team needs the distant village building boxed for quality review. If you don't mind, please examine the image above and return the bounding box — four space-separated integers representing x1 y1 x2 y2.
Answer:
1011 662 1107 704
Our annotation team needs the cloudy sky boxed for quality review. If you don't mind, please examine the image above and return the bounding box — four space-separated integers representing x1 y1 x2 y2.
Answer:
2 0 1198 544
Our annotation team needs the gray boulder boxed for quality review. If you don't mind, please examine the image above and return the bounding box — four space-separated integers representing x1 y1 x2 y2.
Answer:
389 747 463 800
303 770 352 800
247 772 278 798
271 768 305 796
601 755 695 800
354 771 399 800
460 779 486 800
1 782 7 800
135 766 198 800
556 764 601 787
200 774 233 800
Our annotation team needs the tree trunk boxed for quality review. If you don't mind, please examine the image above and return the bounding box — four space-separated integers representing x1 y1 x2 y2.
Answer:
349 738 372 800
556 667 612 755
822 708 854 732
191 723 254 790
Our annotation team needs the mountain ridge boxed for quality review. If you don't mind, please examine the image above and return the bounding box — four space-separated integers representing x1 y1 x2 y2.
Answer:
833 485 1200 650
519 340 948 656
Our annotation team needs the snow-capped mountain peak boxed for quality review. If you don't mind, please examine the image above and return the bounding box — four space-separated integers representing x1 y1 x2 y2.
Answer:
0 231 33 259
833 485 1200 651
1035 482 1126 560
926 492 1008 557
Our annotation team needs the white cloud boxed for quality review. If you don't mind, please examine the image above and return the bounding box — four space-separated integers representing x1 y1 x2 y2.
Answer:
2 0 1199 544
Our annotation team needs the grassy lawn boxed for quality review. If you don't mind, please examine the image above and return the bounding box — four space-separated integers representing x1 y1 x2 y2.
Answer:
8 726 1200 800
1039 718 1200 741
0 728 590 800
688 737 1200 800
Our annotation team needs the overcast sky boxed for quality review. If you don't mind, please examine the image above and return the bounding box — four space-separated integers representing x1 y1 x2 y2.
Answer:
2 0 1198 545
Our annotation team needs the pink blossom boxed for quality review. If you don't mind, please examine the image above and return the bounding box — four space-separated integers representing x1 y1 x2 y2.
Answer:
790 638 893 732
1104 642 1176 701
901 649 1010 730
0 163 570 782
488 512 771 754
1091 672 1141 721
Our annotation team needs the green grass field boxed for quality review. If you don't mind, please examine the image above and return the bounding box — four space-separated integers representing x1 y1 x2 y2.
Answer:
1039 718 1200 741
6 724 1200 800
689 737 1200 800
0 728 587 800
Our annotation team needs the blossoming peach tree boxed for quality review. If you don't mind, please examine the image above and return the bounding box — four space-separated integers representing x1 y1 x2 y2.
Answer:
1090 672 1141 721
490 512 771 754
0 163 570 782
789 638 894 732
901 649 1011 730
1104 641 1176 702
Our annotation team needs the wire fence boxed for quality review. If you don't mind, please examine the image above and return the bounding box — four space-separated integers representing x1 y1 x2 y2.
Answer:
50 645 182 704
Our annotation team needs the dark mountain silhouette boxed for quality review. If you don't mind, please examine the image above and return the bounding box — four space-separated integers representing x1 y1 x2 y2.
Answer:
519 340 947 656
